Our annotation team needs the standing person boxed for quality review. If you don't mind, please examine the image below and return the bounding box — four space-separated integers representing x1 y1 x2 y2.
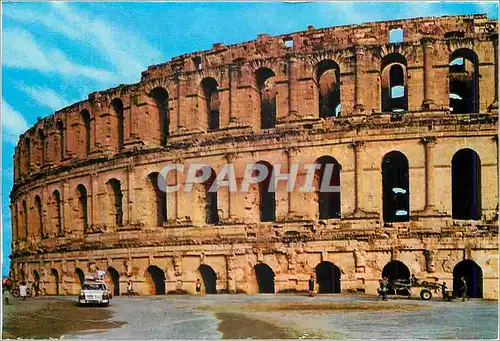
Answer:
127 280 133 297
33 280 40 297
460 276 468 301
308 275 315 297
381 277 389 301
19 281 28 300
195 279 202 294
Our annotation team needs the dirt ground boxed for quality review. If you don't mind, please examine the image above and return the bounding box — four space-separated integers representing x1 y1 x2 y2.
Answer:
2 296 125 339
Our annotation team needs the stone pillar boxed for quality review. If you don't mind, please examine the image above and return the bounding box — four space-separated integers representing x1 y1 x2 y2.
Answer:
421 136 439 214
176 74 186 132
288 55 299 115
90 172 99 228
226 153 238 220
490 33 498 110
353 45 365 113
228 65 240 125
127 164 136 226
62 179 70 234
286 147 301 219
421 38 436 110
352 141 365 215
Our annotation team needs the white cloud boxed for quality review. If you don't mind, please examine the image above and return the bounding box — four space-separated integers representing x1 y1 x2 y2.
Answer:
3 28 120 84
15 83 75 111
1 101 29 145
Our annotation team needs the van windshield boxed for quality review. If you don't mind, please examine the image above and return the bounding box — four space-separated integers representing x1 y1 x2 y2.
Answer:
82 283 106 291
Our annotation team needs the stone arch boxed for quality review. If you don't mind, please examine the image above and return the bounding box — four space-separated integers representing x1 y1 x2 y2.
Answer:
107 266 120 296
314 59 341 118
144 265 166 295
315 155 341 219
33 269 40 282
198 264 217 294
79 109 91 157
75 267 85 287
255 67 277 129
76 184 89 233
106 178 123 227
149 87 170 146
34 194 43 238
449 48 479 114
201 166 219 224
254 263 275 293
452 149 481 220
315 261 341 293
110 98 125 151
200 77 220 130
52 190 63 235
256 161 275 222
381 53 408 113
382 260 410 295
37 129 46 166
50 268 60 295
147 172 167 226
382 151 410 223
453 260 483 298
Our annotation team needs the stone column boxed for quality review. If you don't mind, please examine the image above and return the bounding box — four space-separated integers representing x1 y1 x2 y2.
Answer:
421 136 438 214
90 172 99 229
127 164 136 226
421 38 436 110
176 74 186 131
62 179 70 234
491 33 498 110
288 55 299 115
286 147 301 219
352 141 365 215
353 45 365 113
228 65 240 125
226 153 238 220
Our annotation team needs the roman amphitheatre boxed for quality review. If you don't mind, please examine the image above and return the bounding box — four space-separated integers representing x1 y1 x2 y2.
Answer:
9 14 498 299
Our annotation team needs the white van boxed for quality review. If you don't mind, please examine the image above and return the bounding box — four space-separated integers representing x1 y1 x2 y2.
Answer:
77 281 111 306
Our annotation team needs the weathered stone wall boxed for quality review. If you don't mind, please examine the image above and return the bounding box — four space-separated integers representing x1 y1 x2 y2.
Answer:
10 14 499 299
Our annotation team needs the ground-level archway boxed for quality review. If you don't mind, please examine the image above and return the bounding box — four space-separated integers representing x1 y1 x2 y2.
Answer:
145 265 165 295
254 263 275 293
453 260 483 298
382 260 410 295
75 268 85 287
315 261 341 293
33 270 40 282
199 264 217 294
50 268 60 295
107 267 120 296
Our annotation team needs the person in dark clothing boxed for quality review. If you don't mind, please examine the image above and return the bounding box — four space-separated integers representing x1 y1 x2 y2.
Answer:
33 280 40 297
196 278 202 294
460 276 468 301
308 275 315 297
381 277 389 301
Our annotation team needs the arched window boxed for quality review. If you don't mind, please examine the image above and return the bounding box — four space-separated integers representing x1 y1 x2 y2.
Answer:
107 178 123 227
452 149 481 220
148 172 167 226
24 137 31 175
22 199 28 239
201 78 220 130
77 184 89 232
34 195 43 238
449 49 479 114
202 167 219 224
37 129 46 166
255 68 277 129
257 161 276 222
80 110 91 156
381 53 408 113
56 119 64 161
150 87 169 146
315 60 341 118
53 190 62 235
382 151 410 222
315 156 341 219
111 99 125 151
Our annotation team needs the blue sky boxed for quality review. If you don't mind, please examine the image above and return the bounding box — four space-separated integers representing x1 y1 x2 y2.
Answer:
1 1 498 276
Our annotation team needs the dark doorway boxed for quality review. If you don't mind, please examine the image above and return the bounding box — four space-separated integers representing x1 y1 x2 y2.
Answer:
75 268 85 287
254 263 275 293
449 49 479 114
315 262 341 293
33 270 40 282
452 149 481 220
382 151 410 223
315 60 341 118
453 260 483 298
316 156 341 219
256 68 277 129
51 268 60 295
382 260 410 295
150 87 169 145
257 162 276 222
203 167 219 224
146 265 165 295
199 264 217 294
108 267 120 296
148 172 167 226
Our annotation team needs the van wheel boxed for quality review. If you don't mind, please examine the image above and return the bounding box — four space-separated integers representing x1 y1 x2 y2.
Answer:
420 289 432 300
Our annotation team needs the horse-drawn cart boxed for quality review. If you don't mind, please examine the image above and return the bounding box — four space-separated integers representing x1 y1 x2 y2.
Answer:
390 279 445 300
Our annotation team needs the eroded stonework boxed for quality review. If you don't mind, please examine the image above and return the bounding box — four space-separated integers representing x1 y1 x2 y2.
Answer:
10 14 499 298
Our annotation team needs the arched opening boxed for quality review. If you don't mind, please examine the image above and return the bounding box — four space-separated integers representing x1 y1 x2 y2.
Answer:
56 119 65 161
76 185 89 232
256 68 277 129
150 87 169 146
254 263 275 293
449 49 479 114
22 200 28 239
34 195 43 238
23 137 30 175
315 60 341 118
452 149 481 220
107 267 120 296
199 264 217 294
382 260 410 295
202 166 219 224
75 268 85 287
33 270 40 282
37 129 46 166
111 98 125 151
106 178 123 227
201 78 220 130
145 265 165 295
257 161 276 222
53 190 63 235
315 156 341 219
80 109 91 156
381 53 408 113
148 172 167 226
50 268 60 295
382 151 410 223
453 260 483 298
315 261 341 293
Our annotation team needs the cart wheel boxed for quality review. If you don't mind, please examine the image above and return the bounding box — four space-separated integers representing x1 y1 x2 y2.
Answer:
420 289 432 300
421 281 429 287
11 289 19 298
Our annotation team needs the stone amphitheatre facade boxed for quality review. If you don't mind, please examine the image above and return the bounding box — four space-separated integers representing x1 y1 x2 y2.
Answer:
9 14 499 299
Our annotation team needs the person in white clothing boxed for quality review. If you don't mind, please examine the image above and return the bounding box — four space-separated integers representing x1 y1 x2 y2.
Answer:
19 281 28 300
